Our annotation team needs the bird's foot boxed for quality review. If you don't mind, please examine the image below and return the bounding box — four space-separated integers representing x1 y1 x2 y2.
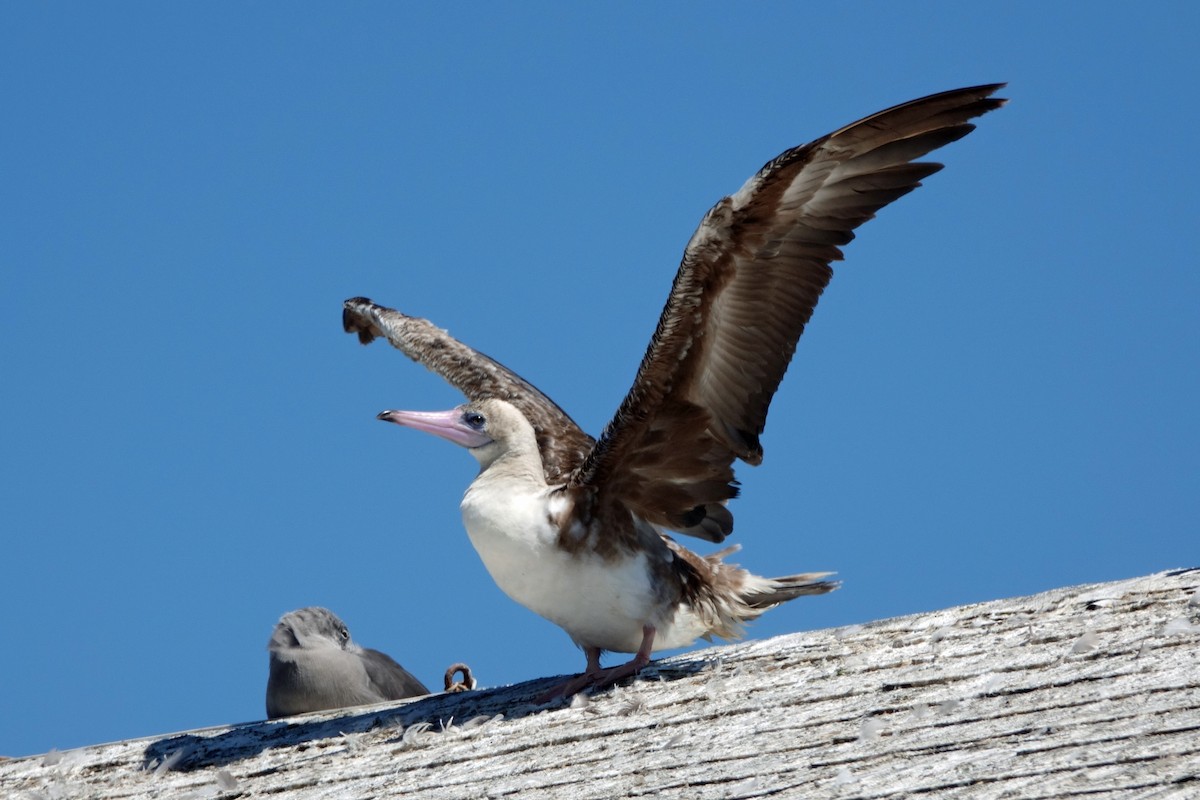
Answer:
588 655 650 692
535 626 655 703
536 671 603 703
535 657 650 703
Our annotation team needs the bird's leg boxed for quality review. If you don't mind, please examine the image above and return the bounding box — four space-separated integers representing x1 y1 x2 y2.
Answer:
590 625 655 691
584 646 605 677
535 627 656 702
560 647 605 696
537 646 604 702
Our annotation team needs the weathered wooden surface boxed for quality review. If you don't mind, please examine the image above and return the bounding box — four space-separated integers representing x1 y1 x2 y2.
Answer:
4 570 1198 799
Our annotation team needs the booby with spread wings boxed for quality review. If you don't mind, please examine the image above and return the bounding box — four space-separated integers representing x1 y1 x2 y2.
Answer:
344 84 1005 696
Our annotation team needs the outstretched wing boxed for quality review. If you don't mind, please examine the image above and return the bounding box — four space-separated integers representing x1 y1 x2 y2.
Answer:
343 297 593 482
571 84 1006 541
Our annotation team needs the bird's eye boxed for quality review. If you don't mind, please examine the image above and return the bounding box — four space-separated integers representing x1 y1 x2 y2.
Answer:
463 411 486 430
337 626 349 644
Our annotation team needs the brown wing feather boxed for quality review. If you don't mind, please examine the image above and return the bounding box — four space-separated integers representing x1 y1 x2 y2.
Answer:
572 84 1006 540
343 297 592 482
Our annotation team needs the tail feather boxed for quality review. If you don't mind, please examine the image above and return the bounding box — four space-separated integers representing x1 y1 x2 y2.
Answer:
743 572 840 609
663 537 840 642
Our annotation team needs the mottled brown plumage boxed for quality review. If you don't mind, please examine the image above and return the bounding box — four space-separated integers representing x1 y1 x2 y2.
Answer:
346 83 1005 547
573 84 1006 539
347 85 1004 696
343 300 592 482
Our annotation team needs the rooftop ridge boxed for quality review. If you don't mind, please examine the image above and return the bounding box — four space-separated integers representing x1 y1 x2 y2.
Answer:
3 569 1198 799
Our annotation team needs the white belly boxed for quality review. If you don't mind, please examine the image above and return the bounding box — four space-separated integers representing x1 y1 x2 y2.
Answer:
461 484 675 653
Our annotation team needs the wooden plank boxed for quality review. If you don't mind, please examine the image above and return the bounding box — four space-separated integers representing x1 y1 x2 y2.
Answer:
2 569 1198 799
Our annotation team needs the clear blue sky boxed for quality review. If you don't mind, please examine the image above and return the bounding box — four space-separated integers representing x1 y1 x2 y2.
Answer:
2 4 1197 758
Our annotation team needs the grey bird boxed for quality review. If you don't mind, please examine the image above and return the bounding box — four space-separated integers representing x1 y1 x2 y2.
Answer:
265 607 429 719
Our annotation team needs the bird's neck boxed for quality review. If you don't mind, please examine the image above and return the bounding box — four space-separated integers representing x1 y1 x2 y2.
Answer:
476 445 548 490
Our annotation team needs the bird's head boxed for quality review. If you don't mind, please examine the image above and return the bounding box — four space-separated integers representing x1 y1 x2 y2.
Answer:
269 607 354 653
377 398 539 470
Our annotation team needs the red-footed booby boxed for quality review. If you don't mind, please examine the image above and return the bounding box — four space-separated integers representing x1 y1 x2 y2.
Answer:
345 84 1005 697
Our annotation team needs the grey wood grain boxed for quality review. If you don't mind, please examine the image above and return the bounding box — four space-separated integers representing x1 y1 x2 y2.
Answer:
4 569 1197 799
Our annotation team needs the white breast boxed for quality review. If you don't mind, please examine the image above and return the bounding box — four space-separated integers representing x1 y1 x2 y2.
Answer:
460 483 667 654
